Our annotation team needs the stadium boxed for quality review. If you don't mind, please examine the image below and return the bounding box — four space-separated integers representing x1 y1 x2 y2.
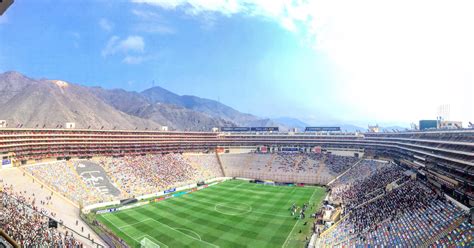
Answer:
1 1 473 247
0 127 472 247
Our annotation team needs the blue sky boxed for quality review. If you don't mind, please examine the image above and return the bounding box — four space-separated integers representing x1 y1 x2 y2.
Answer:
1 0 473 127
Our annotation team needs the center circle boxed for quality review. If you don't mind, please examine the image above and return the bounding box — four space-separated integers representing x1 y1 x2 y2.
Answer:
214 202 252 216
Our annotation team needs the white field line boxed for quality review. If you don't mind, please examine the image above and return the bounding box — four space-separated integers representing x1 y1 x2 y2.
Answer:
282 216 299 248
214 203 252 216
117 218 153 229
148 218 220 248
118 218 218 247
174 228 202 240
282 188 319 248
103 181 317 248
135 234 169 248
102 214 148 246
110 183 305 219
189 197 293 218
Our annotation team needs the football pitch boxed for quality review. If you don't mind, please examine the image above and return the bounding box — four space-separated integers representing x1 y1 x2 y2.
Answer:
97 180 326 248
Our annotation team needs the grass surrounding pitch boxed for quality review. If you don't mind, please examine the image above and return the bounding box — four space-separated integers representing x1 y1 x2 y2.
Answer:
97 180 326 248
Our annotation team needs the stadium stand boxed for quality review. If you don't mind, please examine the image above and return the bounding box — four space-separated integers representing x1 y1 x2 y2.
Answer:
329 160 405 209
430 219 473 247
0 128 472 247
324 154 359 175
219 152 359 184
24 161 106 205
97 154 205 197
321 180 468 247
184 153 224 179
0 184 82 247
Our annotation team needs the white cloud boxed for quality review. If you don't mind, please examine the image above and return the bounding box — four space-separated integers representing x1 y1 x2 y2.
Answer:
132 0 241 15
137 23 175 34
101 35 145 57
303 0 474 124
132 9 162 19
132 0 187 10
99 18 114 32
122 55 146 64
132 0 474 124
132 9 176 34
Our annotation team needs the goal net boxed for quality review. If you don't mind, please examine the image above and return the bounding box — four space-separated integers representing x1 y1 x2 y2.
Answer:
140 237 161 248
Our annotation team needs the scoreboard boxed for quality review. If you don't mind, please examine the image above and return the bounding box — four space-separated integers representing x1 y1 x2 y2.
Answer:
220 127 251 132
250 127 279 132
305 127 341 132
220 127 279 132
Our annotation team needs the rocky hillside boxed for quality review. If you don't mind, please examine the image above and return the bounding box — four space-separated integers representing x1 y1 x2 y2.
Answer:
0 71 284 130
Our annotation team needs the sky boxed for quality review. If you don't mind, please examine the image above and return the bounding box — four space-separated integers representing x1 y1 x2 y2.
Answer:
0 0 473 127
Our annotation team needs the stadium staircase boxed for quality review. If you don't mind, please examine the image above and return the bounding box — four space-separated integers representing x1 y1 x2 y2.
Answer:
327 159 362 186
266 153 277 170
351 177 411 210
351 190 386 210
215 152 226 177
363 188 384 200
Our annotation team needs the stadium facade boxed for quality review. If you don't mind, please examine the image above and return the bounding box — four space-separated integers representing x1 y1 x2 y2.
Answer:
1 128 472 208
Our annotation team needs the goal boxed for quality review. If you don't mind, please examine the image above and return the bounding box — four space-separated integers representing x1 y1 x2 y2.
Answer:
140 237 161 248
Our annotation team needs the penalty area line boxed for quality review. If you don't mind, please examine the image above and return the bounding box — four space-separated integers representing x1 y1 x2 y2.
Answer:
147 218 220 248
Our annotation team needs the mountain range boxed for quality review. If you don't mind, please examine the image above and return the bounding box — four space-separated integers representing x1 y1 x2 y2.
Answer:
0 71 283 130
0 71 407 131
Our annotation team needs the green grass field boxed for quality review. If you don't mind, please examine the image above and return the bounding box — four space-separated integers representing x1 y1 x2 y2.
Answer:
97 180 326 248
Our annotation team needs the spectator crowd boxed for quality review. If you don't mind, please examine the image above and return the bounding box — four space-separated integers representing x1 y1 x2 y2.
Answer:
98 153 219 197
25 161 105 205
319 160 472 247
21 153 224 205
220 152 360 184
0 184 82 247
325 154 359 175
330 160 405 210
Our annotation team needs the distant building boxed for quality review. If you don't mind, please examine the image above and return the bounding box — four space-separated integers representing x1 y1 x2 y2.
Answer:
439 120 462 129
419 120 438 130
161 126 169 131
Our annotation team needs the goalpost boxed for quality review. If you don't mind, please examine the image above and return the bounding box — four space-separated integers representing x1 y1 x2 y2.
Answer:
140 237 161 248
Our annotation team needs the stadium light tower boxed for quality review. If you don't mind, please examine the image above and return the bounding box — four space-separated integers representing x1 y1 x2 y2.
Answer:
437 104 450 121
